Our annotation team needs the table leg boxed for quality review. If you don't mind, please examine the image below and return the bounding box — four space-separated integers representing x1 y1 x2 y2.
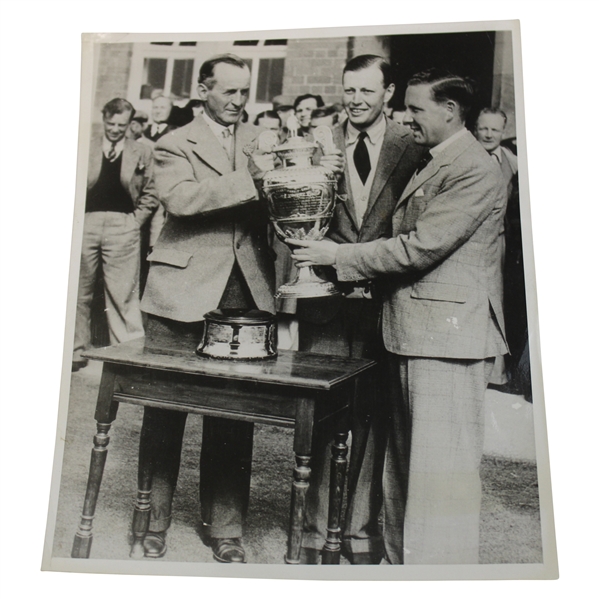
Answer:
285 454 311 564
71 367 118 559
71 421 115 558
321 431 349 565
130 459 153 558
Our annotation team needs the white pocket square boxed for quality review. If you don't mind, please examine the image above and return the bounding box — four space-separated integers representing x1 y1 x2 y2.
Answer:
415 188 425 197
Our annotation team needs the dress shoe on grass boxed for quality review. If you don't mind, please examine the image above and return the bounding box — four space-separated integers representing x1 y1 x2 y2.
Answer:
212 538 246 563
143 532 167 558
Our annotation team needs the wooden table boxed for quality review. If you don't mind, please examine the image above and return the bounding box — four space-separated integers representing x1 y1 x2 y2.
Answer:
71 338 375 564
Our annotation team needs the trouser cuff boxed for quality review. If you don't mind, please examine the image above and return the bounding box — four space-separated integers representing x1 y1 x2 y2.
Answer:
148 515 172 534
203 523 243 539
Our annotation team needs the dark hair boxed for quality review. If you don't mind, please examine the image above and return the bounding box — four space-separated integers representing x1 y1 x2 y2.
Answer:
102 98 135 121
477 107 507 125
407 68 476 120
293 93 324 111
311 105 337 120
343 54 392 88
253 110 281 126
198 53 249 89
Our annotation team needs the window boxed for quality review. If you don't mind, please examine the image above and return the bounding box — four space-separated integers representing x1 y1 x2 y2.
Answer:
141 58 167 99
171 59 194 99
256 58 284 103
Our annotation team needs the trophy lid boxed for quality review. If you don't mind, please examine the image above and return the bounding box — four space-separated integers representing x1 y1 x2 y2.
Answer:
203 308 275 326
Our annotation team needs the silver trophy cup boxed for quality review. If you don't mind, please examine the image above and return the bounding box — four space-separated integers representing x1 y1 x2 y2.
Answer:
262 121 341 299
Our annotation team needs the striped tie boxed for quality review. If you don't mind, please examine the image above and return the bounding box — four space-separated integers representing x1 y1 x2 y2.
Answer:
107 142 117 162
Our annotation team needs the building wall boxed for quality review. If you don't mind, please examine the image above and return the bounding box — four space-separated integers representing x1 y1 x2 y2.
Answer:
492 30 516 139
93 43 133 121
349 35 390 60
281 37 349 105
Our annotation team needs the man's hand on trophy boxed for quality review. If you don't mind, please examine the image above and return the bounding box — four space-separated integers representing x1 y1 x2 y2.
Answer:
319 148 345 177
245 130 279 180
287 238 340 267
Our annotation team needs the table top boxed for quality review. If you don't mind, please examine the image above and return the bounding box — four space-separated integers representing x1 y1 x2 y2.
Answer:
83 338 376 391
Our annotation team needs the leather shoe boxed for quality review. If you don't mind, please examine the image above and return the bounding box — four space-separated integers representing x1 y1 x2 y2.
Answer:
72 359 88 372
143 532 167 558
212 538 246 563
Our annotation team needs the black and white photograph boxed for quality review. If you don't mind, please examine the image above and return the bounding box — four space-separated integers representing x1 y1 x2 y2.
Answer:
31 19 560 581
10 1 599 593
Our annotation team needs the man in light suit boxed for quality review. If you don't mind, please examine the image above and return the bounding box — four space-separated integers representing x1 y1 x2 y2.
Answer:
298 55 424 564
291 69 508 564
73 98 157 371
137 54 276 564
138 54 342 564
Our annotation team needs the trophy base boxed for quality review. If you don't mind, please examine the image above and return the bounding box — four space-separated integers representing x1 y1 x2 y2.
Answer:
275 267 342 299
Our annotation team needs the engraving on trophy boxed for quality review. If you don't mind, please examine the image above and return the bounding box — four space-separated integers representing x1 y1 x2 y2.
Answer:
262 123 341 299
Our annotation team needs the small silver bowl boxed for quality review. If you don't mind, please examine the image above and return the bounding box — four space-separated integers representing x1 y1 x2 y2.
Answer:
196 309 277 360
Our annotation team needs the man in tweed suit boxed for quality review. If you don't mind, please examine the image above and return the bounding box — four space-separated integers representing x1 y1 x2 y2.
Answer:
139 54 342 564
298 55 424 564
138 54 278 564
291 69 508 564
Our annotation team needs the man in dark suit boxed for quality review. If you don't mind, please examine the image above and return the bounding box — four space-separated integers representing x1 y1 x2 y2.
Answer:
73 98 157 371
291 69 508 564
298 55 423 564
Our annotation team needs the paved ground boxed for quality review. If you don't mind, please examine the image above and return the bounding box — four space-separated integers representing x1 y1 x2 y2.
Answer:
49 360 543 565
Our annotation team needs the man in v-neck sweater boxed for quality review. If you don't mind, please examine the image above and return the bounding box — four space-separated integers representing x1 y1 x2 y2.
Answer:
73 98 157 372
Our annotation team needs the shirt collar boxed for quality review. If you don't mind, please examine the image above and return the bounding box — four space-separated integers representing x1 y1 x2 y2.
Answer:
491 146 503 163
202 111 235 138
429 127 468 158
102 136 125 156
152 122 167 134
345 115 387 147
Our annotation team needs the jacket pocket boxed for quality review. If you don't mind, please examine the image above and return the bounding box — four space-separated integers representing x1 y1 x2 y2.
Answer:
410 281 467 303
147 248 192 268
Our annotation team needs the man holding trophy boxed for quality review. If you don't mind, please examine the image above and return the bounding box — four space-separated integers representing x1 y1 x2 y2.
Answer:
138 53 343 564
290 69 508 564
291 55 424 565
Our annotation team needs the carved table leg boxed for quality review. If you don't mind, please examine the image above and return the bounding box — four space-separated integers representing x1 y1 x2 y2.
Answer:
321 431 349 564
71 366 118 559
71 421 114 558
285 454 312 564
130 459 153 558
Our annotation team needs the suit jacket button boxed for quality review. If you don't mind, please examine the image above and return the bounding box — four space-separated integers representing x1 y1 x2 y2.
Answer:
236 242 241 249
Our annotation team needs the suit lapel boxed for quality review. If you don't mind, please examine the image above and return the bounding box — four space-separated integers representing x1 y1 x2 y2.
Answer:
87 137 103 187
121 139 137 191
234 122 256 171
333 123 360 230
396 130 478 209
187 116 232 175
363 123 407 222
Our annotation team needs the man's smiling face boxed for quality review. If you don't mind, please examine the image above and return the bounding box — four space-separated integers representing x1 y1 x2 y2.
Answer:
342 65 394 131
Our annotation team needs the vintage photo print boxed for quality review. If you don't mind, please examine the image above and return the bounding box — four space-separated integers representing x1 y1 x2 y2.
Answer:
41 20 557 580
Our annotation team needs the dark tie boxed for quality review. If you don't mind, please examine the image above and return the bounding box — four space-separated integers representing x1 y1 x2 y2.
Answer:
353 132 371 185
416 151 432 174
106 142 117 162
